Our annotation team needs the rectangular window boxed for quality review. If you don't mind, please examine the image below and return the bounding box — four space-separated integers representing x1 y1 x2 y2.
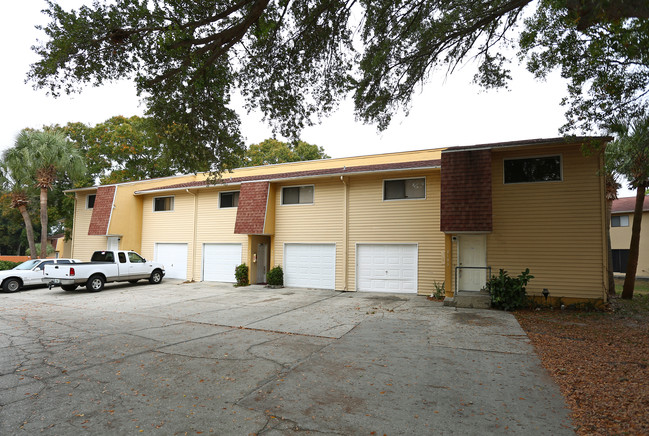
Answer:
383 178 426 200
504 155 562 184
611 215 629 227
153 196 174 212
282 185 314 205
220 191 240 208
118 252 127 263
86 194 96 209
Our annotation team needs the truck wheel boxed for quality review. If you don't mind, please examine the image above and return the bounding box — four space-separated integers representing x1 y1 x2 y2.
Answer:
61 285 78 292
2 278 21 293
86 275 105 292
149 269 163 284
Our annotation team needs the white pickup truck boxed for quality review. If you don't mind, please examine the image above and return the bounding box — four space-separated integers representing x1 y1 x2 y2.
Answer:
43 250 165 292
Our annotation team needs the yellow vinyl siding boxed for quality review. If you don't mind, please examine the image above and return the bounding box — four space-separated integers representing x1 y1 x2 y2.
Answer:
194 189 248 280
71 192 108 261
347 170 445 295
140 191 196 278
272 178 345 289
610 211 649 276
487 145 606 300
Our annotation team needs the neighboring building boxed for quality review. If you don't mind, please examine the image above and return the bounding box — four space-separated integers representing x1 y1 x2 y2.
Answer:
66 137 610 304
610 195 649 277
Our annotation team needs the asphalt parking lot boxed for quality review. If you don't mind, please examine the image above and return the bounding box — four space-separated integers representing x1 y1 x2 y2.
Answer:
0 280 573 435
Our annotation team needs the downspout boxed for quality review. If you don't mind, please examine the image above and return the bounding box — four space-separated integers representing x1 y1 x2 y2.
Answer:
186 189 198 281
68 192 78 259
341 176 349 290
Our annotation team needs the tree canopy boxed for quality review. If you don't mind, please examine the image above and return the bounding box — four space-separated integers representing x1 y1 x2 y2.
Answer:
243 138 329 167
29 0 649 171
53 115 197 185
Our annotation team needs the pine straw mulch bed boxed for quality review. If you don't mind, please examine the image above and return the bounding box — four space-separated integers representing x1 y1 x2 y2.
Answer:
515 295 649 436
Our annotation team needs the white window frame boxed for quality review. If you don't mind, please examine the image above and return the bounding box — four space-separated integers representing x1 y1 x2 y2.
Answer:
503 154 563 185
611 215 630 227
382 177 427 201
86 194 96 209
219 190 240 209
281 185 315 206
153 195 175 212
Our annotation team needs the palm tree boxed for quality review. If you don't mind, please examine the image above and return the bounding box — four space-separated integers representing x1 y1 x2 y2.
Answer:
0 160 38 258
607 115 649 299
7 130 86 259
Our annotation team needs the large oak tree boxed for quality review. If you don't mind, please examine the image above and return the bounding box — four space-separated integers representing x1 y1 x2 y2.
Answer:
29 0 649 174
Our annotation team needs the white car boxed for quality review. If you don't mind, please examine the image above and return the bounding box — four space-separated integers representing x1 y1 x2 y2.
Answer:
1 259 81 293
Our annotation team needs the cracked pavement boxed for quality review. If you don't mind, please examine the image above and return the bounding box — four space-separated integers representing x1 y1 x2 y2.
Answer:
0 281 573 435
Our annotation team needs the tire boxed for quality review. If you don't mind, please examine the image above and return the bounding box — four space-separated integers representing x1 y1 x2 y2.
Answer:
128 280 139 284
61 284 78 292
2 278 21 293
149 269 163 284
86 275 105 292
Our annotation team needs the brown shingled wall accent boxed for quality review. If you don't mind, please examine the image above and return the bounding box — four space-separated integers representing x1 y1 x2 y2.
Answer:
440 150 492 232
88 185 116 236
234 181 270 235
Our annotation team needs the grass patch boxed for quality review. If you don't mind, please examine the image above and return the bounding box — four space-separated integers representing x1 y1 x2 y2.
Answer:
614 277 649 295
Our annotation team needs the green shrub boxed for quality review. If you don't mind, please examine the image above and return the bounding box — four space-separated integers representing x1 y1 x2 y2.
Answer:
235 263 249 286
266 266 283 286
485 268 534 311
432 280 445 299
0 261 20 271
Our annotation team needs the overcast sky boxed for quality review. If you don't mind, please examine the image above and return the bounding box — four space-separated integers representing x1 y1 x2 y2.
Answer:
2 1 636 197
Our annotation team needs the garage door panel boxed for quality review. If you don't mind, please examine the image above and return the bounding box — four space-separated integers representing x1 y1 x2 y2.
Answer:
155 243 188 280
203 243 242 283
357 244 418 293
284 244 336 290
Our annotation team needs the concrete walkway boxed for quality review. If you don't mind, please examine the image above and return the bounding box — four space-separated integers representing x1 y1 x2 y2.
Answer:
0 281 574 435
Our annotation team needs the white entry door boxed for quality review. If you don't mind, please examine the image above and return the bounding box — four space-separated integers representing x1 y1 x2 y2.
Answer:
458 235 487 291
155 243 188 280
203 243 242 283
284 244 336 289
357 244 418 293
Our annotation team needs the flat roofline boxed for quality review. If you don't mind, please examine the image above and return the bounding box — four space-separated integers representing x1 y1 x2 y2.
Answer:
134 164 441 195
442 136 612 153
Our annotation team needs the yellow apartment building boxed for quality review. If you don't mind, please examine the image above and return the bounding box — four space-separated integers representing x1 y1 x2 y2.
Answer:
610 196 649 278
65 136 610 304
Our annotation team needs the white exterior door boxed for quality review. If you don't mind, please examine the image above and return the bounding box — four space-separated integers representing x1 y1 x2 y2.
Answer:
357 244 418 293
107 236 120 251
284 244 336 289
458 234 487 291
155 243 188 280
203 243 242 283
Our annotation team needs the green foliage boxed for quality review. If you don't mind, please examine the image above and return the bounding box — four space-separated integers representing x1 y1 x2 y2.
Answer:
606 116 649 190
266 266 284 286
27 0 649 167
485 268 534 311
243 139 329 167
50 116 195 185
432 280 445 299
235 263 249 287
26 243 55 257
0 261 20 271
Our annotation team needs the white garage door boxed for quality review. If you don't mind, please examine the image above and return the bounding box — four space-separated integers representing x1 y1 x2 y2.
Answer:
357 244 418 293
203 243 242 283
284 244 336 290
155 243 188 280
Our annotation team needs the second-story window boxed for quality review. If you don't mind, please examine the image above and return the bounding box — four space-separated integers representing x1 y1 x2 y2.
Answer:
220 191 240 208
282 185 314 205
611 215 629 227
86 194 96 209
153 196 174 212
384 178 426 200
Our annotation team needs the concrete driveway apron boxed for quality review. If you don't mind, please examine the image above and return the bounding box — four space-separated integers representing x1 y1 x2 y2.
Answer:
0 281 573 435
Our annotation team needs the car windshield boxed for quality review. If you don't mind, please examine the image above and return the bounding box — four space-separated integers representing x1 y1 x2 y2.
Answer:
14 260 41 270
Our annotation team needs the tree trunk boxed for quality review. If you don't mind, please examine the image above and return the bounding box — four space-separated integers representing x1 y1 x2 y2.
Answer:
18 204 37 258
40 187 48 259
621 185 647 299
606 199 617 296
